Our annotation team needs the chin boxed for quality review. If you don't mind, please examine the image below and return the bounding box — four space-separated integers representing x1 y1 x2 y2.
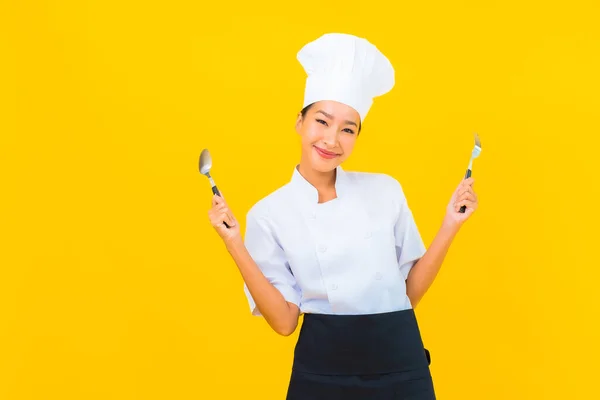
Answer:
310 155 341 172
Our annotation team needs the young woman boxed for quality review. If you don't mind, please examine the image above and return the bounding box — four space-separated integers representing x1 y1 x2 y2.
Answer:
208 33 478 399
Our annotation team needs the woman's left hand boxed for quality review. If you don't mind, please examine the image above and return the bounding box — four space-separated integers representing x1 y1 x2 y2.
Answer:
443 177 478 229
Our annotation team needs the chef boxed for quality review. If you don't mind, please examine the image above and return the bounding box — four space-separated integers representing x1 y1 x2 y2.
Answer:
208 32 478 399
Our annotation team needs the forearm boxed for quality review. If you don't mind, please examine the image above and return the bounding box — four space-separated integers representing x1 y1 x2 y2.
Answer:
225 238 299 336
406 220 460 308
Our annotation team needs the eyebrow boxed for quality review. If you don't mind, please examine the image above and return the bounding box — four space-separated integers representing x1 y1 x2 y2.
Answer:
316 110 358 127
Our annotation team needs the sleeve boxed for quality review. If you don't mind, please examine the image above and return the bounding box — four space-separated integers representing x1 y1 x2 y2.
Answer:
242 207 302 316
391 178 427 280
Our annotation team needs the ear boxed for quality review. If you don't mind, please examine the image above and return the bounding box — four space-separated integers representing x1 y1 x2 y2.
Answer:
295 112 303 134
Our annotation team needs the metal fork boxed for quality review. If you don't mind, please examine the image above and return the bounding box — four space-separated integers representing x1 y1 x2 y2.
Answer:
459 133 482 213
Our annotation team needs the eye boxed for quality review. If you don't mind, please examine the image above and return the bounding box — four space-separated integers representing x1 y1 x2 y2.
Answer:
343 128 355 134
316 119 328 126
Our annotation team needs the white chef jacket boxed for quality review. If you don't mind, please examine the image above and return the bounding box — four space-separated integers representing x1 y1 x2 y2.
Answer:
243 165 427 316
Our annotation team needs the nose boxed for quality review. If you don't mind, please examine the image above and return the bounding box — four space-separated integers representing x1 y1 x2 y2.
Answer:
322 127 338 146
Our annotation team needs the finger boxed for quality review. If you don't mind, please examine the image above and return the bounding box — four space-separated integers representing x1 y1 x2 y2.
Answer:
457 178 472 192
465 186 477 198
223 209 236 226
454 196 475 209
455 199 477 212
460 178 474 189
221 211 236 227
208 213 220 228
458 186 471 197
214 203 237 226
209 210 231 228
215 201 232 214
458 191 476 202
455 189 469 203
213 219 230 232
208 210 221 228
213 194 225 206
462 185 477 198
217 206 235 222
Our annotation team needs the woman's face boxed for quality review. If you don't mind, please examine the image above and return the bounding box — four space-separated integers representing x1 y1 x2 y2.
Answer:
295 100 361 173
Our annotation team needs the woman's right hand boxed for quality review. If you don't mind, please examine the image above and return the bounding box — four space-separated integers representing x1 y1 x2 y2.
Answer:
208 194 241 245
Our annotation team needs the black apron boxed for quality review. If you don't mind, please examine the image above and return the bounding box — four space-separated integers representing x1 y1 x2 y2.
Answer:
286 309 436 400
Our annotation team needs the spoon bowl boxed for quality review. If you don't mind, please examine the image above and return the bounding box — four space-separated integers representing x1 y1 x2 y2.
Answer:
199 148 229 228
199 149 212 176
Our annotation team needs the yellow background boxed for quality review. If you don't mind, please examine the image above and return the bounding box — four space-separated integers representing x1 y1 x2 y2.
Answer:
1 1 599 399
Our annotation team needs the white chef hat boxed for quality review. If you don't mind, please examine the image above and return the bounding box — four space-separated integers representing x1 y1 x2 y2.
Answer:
297 32 395 122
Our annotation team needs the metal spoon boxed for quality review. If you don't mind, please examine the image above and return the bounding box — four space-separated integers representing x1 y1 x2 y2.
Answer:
199 149 230 228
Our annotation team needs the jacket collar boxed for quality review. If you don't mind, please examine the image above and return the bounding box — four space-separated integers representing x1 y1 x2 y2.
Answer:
290 164 350 204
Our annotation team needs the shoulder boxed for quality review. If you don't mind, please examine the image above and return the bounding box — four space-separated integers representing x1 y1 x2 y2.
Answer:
344 170 410 215
346 170 406 198
245 181 295 222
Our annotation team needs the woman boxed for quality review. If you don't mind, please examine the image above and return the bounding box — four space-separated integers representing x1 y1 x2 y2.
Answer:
208 33 478 399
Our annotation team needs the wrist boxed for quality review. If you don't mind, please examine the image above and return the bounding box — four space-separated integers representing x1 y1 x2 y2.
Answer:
441 217 461 236
224 235 245 254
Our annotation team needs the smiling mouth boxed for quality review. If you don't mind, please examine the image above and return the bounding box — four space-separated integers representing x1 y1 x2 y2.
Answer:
314 146 340 159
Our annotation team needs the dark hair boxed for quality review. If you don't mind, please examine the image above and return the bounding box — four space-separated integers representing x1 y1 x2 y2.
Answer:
300 103 362 134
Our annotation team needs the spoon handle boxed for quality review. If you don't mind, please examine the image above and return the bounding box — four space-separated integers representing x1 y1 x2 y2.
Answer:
212 185 231 228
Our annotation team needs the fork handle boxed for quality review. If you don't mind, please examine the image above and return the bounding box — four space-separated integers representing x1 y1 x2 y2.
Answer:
459 169 471 213
212 185 231 228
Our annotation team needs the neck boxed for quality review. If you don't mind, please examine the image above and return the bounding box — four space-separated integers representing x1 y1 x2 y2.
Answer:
297 159 337 202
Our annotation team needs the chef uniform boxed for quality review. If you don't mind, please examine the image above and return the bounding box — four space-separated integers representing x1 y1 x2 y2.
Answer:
243 33 436 399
